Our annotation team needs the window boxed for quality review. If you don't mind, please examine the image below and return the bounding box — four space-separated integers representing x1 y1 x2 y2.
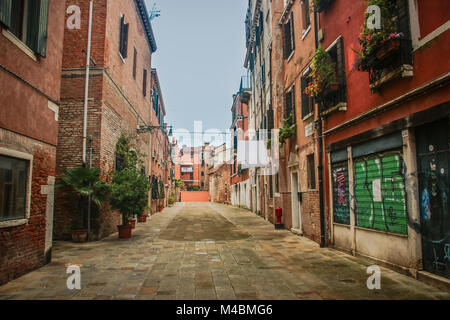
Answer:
201 172 204 177
133 48 137 80
301 69 314 118
307 154 316 190
283 12 295 59
284 86 296 123
323 37 347 109
261 60 266 85
0 0 49 57
301 0 311 32
0 155 29 222
119 15 129 58
143 69 147 97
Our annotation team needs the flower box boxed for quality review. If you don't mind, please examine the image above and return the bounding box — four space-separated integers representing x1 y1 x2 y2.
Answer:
375 38 401 60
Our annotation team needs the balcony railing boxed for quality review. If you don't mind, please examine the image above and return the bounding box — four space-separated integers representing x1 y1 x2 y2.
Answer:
240 75 251 92
360 38 413 92
320 83 347 115
239 75 252 104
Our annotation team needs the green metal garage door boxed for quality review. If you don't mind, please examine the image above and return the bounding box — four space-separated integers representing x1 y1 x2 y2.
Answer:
354 151 408 235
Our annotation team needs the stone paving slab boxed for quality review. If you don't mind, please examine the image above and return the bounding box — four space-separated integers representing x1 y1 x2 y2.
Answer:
0 202 449 300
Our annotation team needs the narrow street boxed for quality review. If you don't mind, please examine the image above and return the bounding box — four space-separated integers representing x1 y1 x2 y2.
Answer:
0 203 447 300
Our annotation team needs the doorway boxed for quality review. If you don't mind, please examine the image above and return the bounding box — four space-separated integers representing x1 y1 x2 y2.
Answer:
291 171 302 233
416 116 450 279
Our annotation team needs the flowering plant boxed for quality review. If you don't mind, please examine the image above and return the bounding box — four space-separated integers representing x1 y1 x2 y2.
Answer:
304 81 320 97
356 0 402 61
304 46 337 98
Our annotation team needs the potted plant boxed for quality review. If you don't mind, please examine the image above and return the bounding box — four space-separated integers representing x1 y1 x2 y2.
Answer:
279 113 297 145
110 168 150 238
70 220 88 243
56 167 109 243
168 194 176 207
305 46 338 99
138 214 147 223
356 0 403 70
109 134 150 238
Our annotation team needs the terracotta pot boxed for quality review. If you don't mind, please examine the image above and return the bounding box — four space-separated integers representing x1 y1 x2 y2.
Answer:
376 38 401 60
129 219 136 229
139 215 147 223
159 206 164 212
118 224 132 239
71 229 88 243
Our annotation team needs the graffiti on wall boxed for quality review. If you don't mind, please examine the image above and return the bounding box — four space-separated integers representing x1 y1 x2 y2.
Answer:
332 164 350 225
353 152 408 235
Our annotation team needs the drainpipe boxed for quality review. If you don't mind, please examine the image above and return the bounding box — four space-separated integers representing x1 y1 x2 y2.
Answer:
82 0 94 165
314 10 327 248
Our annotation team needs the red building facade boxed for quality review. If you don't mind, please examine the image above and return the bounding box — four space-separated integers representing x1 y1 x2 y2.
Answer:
0 0 66 285
318 0 449 278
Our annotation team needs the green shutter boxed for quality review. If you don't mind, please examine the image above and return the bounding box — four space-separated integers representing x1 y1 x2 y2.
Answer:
0 0 12 28
37 0 49 57
354 152 408 235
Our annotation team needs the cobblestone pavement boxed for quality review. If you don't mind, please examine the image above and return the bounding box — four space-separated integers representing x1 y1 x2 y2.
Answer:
0 203 449 300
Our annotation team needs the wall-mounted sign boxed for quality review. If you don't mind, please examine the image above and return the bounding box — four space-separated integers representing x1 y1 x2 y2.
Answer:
305 122 314 137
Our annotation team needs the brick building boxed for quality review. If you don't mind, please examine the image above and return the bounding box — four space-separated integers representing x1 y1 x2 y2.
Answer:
0 0 66 285
55 0 157 240
230 79 251 209
318 0 450 278
174 143 213 191
149 68 172 213
270 0 323 243
209 144 231 204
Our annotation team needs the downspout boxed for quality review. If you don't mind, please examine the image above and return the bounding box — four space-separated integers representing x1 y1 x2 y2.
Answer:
314 10 327 248
82 0 94 165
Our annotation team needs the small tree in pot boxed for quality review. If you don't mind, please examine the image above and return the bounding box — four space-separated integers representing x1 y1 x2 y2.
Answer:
109 134 150 238
109 168 150 238
56 167 109 243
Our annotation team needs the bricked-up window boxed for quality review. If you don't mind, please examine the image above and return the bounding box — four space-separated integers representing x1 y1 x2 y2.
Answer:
284 86 296 123
0 155 29 221
119 15 129 58
133 48 137 80
283 12 295 59
307 154 316 190
301 69 314 118
301 0 311 32
0 0 50 57
143 69 147 97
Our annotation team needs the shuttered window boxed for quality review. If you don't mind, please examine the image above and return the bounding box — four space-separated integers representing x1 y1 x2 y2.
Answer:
0 0 49 57
133 48 137 80
119 15 129 59
354 151 408 235
143 69 147 97
283 12 295 59
284 86 296 123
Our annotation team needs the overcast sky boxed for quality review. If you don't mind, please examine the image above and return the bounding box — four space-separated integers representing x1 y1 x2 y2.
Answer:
146 0 248 147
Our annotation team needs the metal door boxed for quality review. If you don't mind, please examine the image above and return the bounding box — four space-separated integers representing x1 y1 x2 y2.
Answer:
416 117 450 279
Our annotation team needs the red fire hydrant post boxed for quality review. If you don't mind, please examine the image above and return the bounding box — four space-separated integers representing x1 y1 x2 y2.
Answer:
275 207 284 230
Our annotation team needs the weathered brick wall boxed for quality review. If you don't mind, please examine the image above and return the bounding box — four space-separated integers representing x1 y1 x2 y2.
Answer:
0 129 56 285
